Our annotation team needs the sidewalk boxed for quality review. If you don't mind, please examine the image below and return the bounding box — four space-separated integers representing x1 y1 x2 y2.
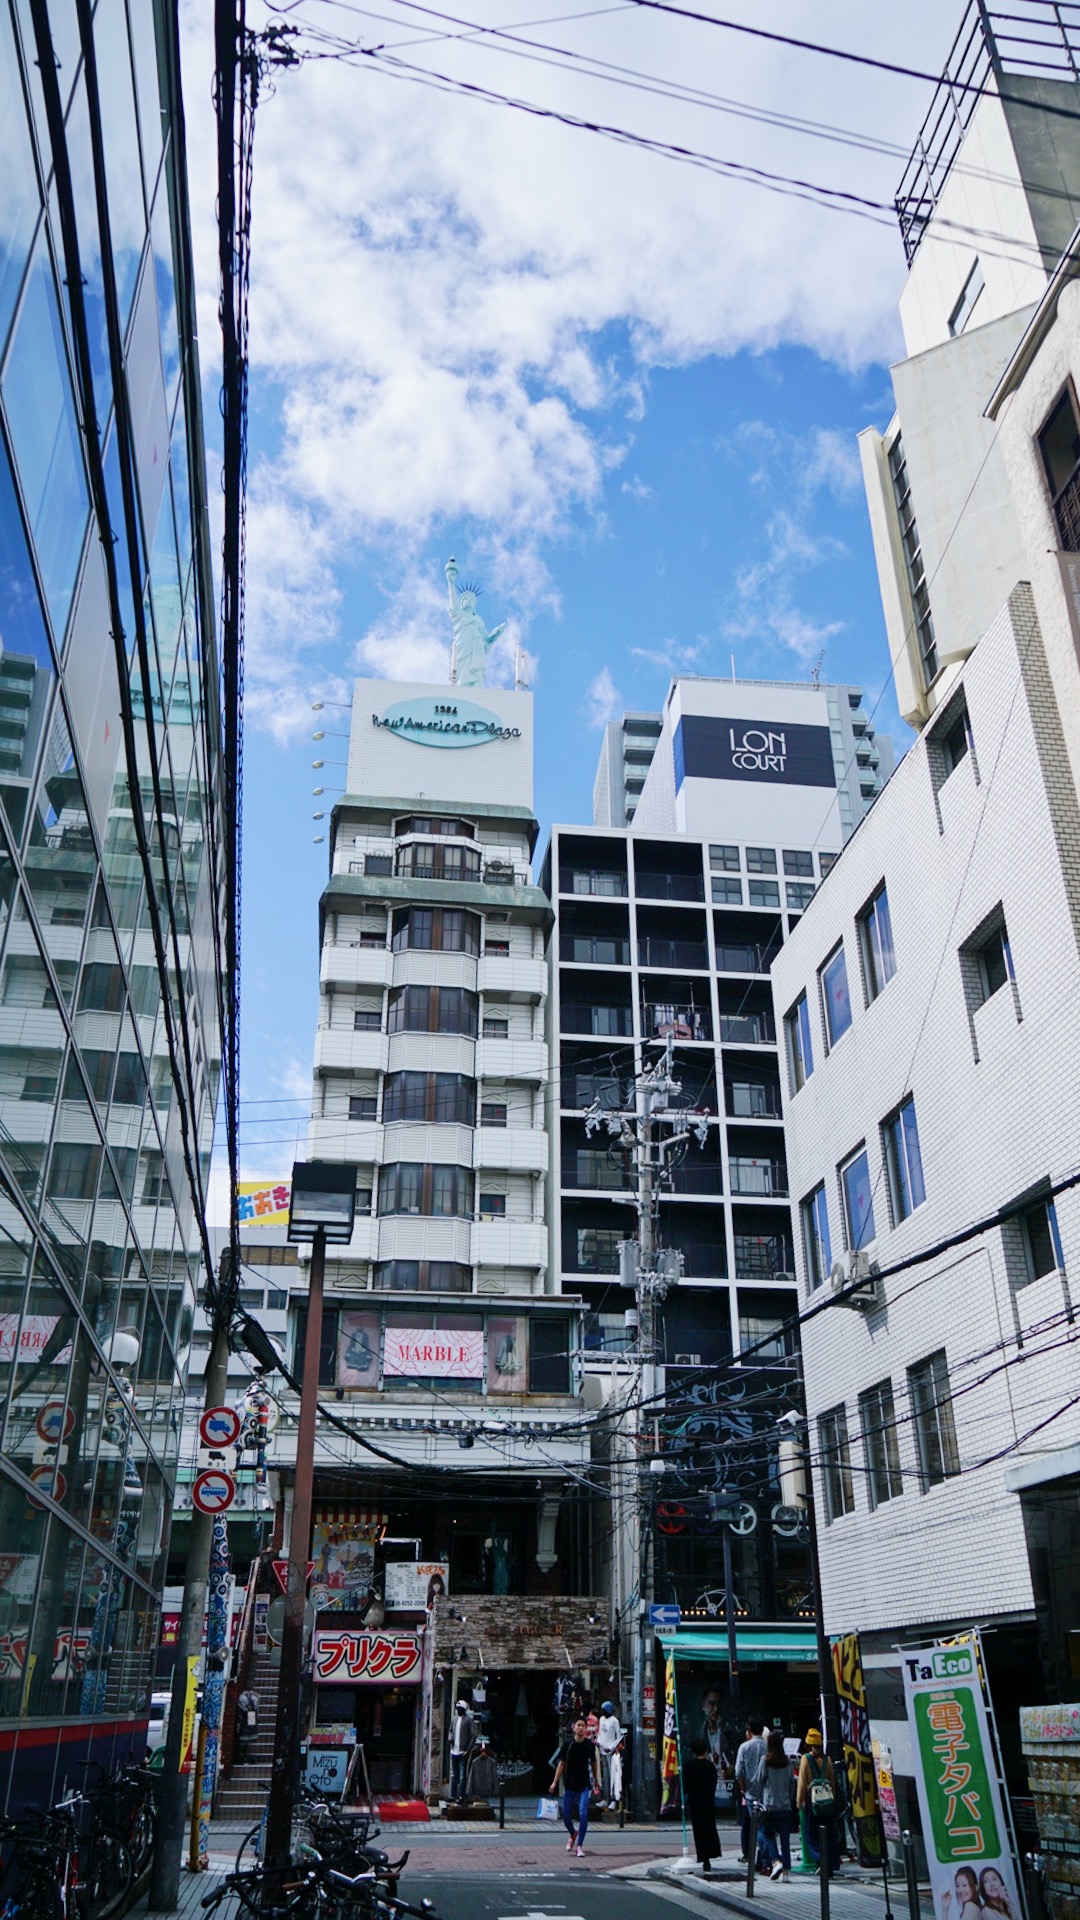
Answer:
643 1855 921 1919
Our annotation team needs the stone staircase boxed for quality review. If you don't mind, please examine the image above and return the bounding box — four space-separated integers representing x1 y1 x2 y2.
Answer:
213 1648 280 1823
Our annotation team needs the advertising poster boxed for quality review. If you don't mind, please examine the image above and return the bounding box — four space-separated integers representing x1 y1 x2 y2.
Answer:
312 1629 423 1685
872 1739 901 1841
236 1181 291 1227
661 1653 680 1813
486 1317 527 1393
902 1640 1024 1920
383 1562 449 1612
832 1631 884 1868
337 1312 380 1389
310 1520 375 1614
383 1327 485 1379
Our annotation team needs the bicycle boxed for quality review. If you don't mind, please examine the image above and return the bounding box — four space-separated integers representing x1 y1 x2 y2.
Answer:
0 1796 90 1920
84 1758 156 1882
203 1857 436 1920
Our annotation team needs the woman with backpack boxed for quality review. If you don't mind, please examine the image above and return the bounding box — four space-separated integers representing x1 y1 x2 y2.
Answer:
796 1729 841 1873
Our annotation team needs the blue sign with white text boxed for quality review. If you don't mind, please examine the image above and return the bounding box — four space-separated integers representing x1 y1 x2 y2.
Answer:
372 696 521 748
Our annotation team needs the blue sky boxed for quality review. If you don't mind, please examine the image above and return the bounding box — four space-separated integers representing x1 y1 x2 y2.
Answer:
174 0 962 1194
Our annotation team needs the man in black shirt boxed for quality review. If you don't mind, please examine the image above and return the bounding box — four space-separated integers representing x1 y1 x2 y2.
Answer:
549 1717 601 1855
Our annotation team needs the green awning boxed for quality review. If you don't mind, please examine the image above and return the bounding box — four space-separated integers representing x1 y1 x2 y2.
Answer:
658 1628 818 1664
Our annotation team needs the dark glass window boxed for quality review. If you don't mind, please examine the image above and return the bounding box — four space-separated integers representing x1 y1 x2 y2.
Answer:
480 1101 507 1127
818 1406 854 1522
295 1306 340 1387
377 1163 473 1218
1021 1199 1063 1281
1038 386 1080 550
783 850 813 877
529 1318 571 1393
391 907 480 954
349 1095 377 1121
387 985 478 1037
860 1381 903 1508
746 847 777 874
383 1072 476 1125
354 1008 381 1031
395 816 474 838
395 841 480 881
820 944 852 1047
858 883 896 1001
801 1183 831 1289
908 1350 959 1488
374 1260 472 1292
883 1095 925 1222
785 992 813 1092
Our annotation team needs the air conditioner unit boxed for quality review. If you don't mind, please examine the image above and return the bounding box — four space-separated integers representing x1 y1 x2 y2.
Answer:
830 1253 882 1311
674 1352 701 1366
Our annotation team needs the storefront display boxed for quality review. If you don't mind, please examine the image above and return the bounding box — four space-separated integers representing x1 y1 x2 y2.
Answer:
1021 1703 1080 1919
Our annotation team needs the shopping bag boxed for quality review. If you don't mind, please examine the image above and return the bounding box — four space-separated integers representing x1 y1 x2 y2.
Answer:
536 1797 559 1821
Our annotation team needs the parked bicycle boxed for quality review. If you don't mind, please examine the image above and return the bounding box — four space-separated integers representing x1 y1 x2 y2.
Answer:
0 1780 140 1920
203 1856 437 1920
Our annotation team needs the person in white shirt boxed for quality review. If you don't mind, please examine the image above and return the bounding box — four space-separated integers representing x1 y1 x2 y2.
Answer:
596 1701 623 1807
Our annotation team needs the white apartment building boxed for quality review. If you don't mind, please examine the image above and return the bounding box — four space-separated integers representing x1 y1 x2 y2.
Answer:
773 0 1080 1843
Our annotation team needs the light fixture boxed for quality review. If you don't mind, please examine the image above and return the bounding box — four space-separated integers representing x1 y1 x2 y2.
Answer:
313 813 324 821
312 731 325 741
312 701 324 711
107 1329 141 1370
287 1160 360 1245
313 787 324 796
312 760 324 769
649 1456 666 1476
313 836 324 844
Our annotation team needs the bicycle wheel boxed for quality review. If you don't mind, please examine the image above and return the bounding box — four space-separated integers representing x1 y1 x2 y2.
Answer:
128 1800 155 1877
86 1833 132 1918
234 1819 265 1876
230 1867 323 1920
8 1867 62 1920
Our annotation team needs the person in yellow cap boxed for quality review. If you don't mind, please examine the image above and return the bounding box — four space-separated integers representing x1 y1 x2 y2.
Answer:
796 1730 841 1873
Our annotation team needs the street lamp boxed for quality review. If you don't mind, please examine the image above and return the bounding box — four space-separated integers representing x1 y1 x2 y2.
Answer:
264 1162 358 1865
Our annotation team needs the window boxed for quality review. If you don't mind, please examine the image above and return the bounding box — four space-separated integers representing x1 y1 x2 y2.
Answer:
908 1350 960 1488
746 847 777 874
141 1152 166 1204
395 815 474 838
573 1227 624 1273
964 917 1013 1007
860 1381 903 1508
840 1146 876 1250
484 937 510 956
948 258 984 336
480 1101 507 1127
529 1317 571 1393
883 1095 925 1223
383 1072 476 1125
47 1142 101 1199
22 1073 57 1102
941 704 972 777
482 1015 509 1039
783 850 813 878
387 985 479 1037
395 841 481 881
391 907 480 955
78 961 127 1014
709 844 740 872
820 943 852 1047
786 882 815 912
711 877 743 905
818 1406 855 1522
349 1095 377 1122
374 1260 472 1292
1020 1198 1063 1281
818 851 839 879
353 1008 381 1032
888 432 937 685
858 883 896 1002
748 878 780 908
365 852 392 877
377 1163 473 1218
784 993 814 1093
112 1054 147 1106
801 1183 832 1290
478 1192 506 1218
1038 385 1080 551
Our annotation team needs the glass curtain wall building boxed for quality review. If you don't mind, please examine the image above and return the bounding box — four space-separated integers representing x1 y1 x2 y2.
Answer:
0 0 224 1803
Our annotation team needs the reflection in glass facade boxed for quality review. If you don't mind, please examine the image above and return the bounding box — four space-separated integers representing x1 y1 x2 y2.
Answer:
0 0 222 1803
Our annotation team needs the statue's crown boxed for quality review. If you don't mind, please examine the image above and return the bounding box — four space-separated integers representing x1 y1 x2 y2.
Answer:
459 580 482 597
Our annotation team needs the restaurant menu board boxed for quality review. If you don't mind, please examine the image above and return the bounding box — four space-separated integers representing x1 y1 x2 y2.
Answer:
1020 1704 1080 1919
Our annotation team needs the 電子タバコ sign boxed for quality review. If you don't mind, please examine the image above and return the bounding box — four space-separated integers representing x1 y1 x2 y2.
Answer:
902 1640 1022 1920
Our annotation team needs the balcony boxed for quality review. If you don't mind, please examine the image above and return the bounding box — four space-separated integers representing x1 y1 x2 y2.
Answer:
562 1072 628 1112
638 937 708 970
715 942 767 974
562 1152 631 1191
734 1234 792 1280
729 1158 788 1198
475 1126 549 1174
321 944 392 989
563 869 627 898
678 1242 728 1280
471 1218 547 1267
726 1080 782 1121
635 872 704 903
476 953 547 999
315 1028 389 1074
719 1012 774 1046
564 935 631 966
475 1036 547 1081
644 1004 710 1042
561 1005 634 1037
665 1161 724 1196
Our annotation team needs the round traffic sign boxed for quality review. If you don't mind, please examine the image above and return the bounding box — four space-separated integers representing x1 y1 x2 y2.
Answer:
192 1468 236 1515
199 1406 242 1449
28 1463 66 1507
36 1401 75 1444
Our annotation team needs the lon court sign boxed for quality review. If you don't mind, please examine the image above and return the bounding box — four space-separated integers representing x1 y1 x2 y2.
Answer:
313 1630 423 1686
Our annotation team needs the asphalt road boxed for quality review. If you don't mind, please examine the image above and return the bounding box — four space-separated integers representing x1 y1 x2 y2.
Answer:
418 1872 715 1920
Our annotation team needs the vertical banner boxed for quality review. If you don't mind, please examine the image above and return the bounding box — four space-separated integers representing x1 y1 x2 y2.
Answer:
180 1654 199 1772
831 1632 884 1868
197 1514 231 1868
661 1652 680 1812
902 1640 1024 1920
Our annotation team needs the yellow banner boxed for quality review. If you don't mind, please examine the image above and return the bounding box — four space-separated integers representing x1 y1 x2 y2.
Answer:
179 1655 199 1773
236 1180 291 1228
661 1651 680 1809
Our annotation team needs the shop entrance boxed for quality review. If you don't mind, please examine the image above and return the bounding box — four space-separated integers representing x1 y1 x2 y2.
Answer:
310 1682 420 1797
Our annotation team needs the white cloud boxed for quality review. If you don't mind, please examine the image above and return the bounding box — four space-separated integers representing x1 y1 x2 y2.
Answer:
585 666 622 729
179 0 958 720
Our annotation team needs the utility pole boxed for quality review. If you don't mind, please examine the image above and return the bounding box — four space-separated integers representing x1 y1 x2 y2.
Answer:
150 1259 234 1910
264 1223 326 1864
588 1037 703 1823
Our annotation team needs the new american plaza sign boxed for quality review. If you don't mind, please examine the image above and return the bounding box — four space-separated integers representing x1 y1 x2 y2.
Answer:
372 696 521 748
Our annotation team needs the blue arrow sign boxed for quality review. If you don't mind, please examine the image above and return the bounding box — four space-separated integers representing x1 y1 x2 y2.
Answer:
649 1603 681 1628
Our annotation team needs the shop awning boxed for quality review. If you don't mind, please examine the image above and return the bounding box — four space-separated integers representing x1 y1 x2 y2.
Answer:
658 1628 818 1664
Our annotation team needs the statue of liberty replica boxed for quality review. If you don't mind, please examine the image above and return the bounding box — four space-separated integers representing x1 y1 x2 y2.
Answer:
445 557 506 686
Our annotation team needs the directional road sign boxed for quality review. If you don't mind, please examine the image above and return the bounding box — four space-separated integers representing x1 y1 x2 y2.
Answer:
192 1467 236 1515
199 1406 242 1449
649 1602 681 1628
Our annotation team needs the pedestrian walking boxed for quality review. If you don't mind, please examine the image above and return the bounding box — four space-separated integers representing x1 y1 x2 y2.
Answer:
683 1737 723 1872
449 1699 476 1801
796 1729 841 1873
759 1730 796 1882
734 1715 768 1864
549 1716 601 1856
596 1701 623 1807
